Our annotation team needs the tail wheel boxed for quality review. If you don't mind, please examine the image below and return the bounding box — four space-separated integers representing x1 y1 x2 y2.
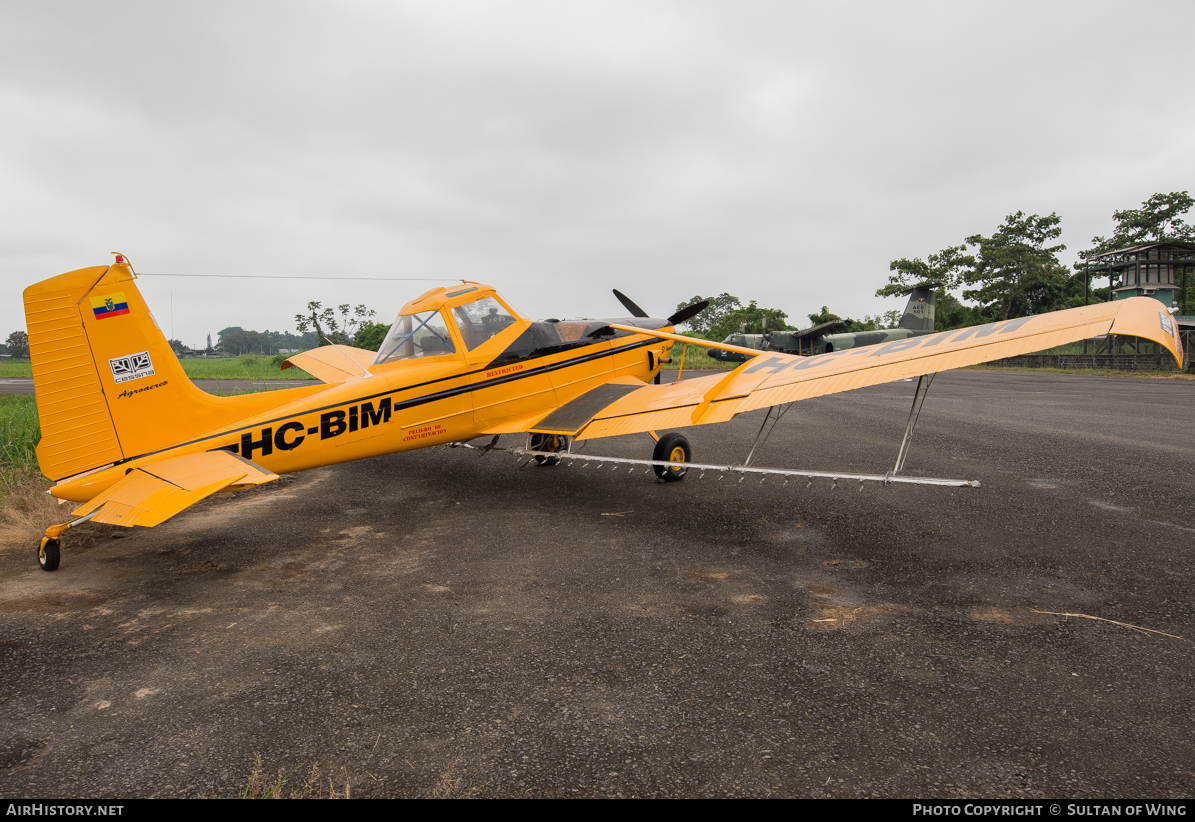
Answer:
652 433 691 482
38 537 61 572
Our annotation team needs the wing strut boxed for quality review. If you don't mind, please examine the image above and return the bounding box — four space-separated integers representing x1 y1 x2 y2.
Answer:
744 403 794 467
891 373 936 477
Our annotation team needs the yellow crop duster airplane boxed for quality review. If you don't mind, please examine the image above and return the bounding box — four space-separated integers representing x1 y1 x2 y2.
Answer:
24 256 1185 571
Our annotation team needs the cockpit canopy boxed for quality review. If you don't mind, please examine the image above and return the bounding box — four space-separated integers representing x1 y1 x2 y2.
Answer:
372 284 523 365
371 281 674 369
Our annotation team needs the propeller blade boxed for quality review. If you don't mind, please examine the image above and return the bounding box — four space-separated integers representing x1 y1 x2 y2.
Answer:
668 300 709 327
612 289 649 318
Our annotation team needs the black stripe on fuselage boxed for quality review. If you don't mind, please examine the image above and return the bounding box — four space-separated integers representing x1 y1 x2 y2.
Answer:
113 335 667 466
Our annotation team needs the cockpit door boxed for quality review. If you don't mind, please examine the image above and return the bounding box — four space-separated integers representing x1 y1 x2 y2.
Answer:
448 296 525 365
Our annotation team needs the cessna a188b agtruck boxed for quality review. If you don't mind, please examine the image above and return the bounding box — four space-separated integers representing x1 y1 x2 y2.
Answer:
24 257 1183 571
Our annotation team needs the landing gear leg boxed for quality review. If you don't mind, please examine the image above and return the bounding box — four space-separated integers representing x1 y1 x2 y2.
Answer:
37 511 97 572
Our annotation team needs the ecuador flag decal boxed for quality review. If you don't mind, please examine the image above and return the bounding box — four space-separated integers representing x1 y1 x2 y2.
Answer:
91 292 130 320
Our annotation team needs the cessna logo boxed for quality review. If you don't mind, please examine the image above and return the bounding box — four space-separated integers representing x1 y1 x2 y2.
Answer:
228 398 393 459
109 351 155 384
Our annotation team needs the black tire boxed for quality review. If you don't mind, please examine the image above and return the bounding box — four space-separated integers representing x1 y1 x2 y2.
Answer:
652 433 691 482
531 433 562 466
39 538 61 572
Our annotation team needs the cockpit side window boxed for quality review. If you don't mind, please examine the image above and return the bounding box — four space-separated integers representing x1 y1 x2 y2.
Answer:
372 310 457 365
451 297 517 351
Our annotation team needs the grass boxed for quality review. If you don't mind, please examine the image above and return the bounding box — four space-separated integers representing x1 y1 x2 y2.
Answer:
0 395 39 478
238 756 349 799
0 361 32 377
0 356 314 381
180 354 314 381
660 341 734 371
0 475 64 553
0 395 64 553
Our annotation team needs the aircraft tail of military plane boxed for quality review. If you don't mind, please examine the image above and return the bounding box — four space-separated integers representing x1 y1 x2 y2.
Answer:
710 281 947 361
896 282 941 332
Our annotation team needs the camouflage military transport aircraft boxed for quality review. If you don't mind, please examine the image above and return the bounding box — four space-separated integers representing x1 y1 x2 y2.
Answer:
24 257 1184 571
709 283 942 363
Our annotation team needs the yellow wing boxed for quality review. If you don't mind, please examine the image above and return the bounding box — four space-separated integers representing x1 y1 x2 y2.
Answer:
531 297 1184 440
71 450 278 527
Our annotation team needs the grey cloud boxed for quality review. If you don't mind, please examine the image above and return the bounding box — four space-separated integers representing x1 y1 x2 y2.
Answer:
2 1 1192 346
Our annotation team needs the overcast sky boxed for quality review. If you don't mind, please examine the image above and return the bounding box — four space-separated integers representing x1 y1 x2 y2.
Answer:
3 1 1192 347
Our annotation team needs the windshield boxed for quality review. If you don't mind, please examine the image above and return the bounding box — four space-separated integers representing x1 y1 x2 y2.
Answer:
373 310 457 365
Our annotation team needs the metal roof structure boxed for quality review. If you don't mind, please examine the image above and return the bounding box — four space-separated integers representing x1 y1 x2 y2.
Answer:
1082 241 1195 312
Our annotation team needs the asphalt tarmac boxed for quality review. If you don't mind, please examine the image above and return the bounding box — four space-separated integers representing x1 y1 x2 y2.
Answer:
1 370 1192 798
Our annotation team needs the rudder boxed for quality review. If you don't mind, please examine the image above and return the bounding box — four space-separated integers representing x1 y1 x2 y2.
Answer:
25 266 125 480
897 283 939 331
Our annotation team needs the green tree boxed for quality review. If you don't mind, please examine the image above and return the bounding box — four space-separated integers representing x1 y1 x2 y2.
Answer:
962 212 1070 321
853 310 901 330
295 302 377 346
807 306 841 325
354 321 390 351
878 245 977 329
1082 191 1195 259
932 291 986 330
5 330 29 359
1076 191 1195 307
674 293 742 337
877 244 975 298
218 329 274 355
169 339 187 355
708 301 790 341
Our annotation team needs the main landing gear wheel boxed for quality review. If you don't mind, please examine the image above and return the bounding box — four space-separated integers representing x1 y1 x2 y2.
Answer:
38 537 61 572
653 433 691 482
530 433 562 465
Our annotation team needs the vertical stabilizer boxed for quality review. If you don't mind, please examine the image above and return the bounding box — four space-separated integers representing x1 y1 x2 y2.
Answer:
897 284 939 331
24 259 321 481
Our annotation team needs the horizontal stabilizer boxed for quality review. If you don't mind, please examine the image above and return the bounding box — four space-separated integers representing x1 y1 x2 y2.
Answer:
71 450 278 528
282 345 375 384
